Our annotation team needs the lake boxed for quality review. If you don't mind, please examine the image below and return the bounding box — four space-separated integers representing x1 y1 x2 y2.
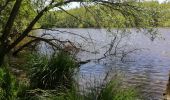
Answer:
37 28 170 100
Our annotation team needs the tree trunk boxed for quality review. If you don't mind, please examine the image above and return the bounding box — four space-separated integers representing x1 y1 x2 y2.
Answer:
0 49 5 67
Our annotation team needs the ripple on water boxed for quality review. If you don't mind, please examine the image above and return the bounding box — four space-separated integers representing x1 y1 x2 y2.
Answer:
38 28 170 99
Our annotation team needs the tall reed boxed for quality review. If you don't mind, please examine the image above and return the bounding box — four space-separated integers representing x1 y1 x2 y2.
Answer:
27 51 78 89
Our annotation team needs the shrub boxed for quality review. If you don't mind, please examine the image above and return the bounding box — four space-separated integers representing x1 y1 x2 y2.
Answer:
27 51 78 89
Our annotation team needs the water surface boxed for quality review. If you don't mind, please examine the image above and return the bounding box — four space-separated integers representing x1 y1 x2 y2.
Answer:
37 28 170 100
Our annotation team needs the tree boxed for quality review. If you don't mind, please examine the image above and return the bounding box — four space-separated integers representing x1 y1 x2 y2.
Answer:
0 0 148 66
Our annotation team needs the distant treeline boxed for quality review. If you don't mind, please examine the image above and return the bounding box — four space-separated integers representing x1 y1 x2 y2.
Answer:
39 1 170 28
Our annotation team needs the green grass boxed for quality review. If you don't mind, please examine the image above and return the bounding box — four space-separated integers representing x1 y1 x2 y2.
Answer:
0 66 24 100
26 51 78 89
81 77 138 100
23 79 138 100
0 51 138 100
97 80 138 100
23 51 138 100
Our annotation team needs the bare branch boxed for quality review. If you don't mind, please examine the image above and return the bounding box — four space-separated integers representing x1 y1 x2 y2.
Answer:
13 35 64 55
12 39 37 56
32 28 90 41
104 35 117 56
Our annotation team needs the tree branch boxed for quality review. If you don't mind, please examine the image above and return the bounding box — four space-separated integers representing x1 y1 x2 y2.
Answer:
1 0 23 45
12 35 63 55
32 28 90 41
12 39 37 56
8 0 73 52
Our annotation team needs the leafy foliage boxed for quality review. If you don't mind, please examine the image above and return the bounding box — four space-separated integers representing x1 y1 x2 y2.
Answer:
0 67 18 100
40 1 170 28
27 51 78 89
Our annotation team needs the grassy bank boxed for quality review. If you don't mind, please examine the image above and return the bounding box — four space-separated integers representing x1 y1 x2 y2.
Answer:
1 51 139 100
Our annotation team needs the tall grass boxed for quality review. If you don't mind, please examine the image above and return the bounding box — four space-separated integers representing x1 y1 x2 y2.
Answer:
0 51 138 99
96 80 137 100
20 51 138 100
0 66 19 100
26 51 78 89
0 65 31 100
79 77 138 100
25 78 138 100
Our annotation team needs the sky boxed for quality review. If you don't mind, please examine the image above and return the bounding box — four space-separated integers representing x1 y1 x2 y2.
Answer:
158 0 164 2
66 0 167 8
61 0 168 10
154 0 166 3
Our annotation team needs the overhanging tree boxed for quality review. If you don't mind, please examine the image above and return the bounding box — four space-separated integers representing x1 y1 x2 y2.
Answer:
0 0 149 66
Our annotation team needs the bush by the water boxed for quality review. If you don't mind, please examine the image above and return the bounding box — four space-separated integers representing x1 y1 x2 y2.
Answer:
27 51 78 89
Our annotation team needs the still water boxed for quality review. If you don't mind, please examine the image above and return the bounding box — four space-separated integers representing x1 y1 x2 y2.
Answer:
37 28 170 100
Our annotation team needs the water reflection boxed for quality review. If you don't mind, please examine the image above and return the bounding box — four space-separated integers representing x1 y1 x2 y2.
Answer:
38 28 170 99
